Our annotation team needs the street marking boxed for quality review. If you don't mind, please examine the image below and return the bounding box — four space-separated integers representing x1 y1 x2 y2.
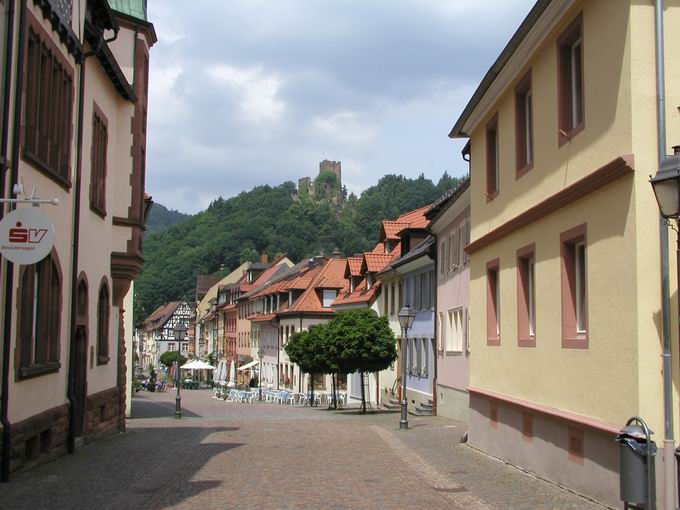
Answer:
370 425 496 510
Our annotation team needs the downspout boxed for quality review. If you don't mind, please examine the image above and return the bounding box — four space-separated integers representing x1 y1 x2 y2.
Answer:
654 1 676 509
432 239 438 418
66 24 116 454
0 0 20 483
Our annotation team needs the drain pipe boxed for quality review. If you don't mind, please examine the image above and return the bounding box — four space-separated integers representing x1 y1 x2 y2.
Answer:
66 22 118 453
654 1 676 509
0 0 19 483
1 0 26 483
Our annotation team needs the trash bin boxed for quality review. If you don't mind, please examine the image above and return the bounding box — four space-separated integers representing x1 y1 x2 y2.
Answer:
617 423 656 506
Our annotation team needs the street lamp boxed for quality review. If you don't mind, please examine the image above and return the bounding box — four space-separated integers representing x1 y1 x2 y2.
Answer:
650 145 680 502
397 306 416 430
173 322 188 419
257 347 265 401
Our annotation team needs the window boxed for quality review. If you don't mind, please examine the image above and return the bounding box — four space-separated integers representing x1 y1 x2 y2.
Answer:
448 232 457 273
438 312 445 351
421 338 429 377
561 224 588 348
447 308 465 352
168 343 175 351
414 275 422 310
486 115 499 199
383 286 388 312
414 338 421 375
390 284 395 315
439 243 446 277
517 245 536 347
18 253 62 377
486 259 500 345
90 106 107 215
24 23 73 184
420 273 429 310
97 282 110 364
366 273 374 290
558 14 584 144
515 72 533 175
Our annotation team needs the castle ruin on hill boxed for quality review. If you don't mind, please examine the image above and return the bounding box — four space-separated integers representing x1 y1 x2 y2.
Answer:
298 160 343 204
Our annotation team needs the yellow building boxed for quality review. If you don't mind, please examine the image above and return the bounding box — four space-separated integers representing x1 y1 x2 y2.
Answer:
450 0 680 506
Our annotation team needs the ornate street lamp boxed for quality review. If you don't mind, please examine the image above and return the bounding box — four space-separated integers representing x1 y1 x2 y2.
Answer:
397 306 416 429
257 347 265 401
650 146 680 219
173 322 188 419
650 145 680 501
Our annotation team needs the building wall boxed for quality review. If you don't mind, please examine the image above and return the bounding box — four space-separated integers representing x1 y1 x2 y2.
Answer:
461 1 679 506
431 193 471 422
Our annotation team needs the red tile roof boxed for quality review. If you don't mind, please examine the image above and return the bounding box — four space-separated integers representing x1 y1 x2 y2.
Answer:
382 221 410 240
144 301 180 327
282 258 348 315
395 204 431 229
362 253 394 273
345 257 363 277
249 313 277 322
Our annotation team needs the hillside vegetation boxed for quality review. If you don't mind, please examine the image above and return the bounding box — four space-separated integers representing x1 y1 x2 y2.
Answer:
137 172 463 317
145 203 192 234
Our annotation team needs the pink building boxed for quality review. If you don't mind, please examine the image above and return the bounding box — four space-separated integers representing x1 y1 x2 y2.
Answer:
427 179 470 422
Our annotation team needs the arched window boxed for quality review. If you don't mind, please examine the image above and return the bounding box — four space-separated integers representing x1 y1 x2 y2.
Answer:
97 281 110 364
18 253 62 378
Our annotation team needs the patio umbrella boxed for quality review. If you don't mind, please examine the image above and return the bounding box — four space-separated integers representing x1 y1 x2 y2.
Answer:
180 360 216 370
229 360 236 384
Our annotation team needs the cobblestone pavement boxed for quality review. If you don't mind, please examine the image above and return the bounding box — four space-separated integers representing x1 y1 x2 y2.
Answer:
0 390 609 510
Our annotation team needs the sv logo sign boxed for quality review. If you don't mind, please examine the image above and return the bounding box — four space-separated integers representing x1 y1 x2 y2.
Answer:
8 222 48 244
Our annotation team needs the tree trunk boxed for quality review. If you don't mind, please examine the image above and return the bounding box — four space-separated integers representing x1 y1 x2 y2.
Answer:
332 373 337 410
359 371 366 414
310 373 315 407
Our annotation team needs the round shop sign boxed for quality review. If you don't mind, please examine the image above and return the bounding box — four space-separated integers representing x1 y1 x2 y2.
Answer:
0 207 55 265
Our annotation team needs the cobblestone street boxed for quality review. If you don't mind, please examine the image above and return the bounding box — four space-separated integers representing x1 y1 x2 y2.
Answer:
0 390 609 509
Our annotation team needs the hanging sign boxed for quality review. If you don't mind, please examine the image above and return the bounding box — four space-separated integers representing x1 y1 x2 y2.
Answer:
0 207 55 265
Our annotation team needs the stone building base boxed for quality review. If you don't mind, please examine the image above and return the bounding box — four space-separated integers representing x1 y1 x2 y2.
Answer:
435 384 469 423
468 392 619 508
9 404 70 473
2 386 122 475
85 387 122 443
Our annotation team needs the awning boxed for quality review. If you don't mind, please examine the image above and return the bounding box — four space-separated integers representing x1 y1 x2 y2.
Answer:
237 359 260 371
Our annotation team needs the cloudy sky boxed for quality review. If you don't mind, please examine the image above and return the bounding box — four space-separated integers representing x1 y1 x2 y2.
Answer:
146 1 535 214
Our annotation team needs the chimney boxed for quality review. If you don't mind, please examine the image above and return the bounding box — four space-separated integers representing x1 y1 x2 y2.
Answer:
261 251 268 264
331 248 342 258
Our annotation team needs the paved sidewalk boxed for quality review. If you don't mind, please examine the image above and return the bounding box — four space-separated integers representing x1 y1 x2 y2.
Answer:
0 390 608 509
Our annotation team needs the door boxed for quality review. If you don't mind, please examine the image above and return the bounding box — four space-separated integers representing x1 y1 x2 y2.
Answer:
74 327 88 437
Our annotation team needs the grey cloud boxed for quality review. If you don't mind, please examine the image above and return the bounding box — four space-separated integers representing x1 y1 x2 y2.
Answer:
146 0 534 213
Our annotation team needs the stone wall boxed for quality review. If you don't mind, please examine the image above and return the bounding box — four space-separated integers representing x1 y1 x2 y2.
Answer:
9 403 69 473
85 387 121 443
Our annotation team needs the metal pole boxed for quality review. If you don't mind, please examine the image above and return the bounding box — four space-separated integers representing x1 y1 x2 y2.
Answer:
174 361 182 419
259 357 262 401
400 326 408 429
654 2 676 508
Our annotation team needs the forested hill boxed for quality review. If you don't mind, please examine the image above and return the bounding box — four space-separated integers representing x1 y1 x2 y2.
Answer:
145 203 192 234
136 172 463 317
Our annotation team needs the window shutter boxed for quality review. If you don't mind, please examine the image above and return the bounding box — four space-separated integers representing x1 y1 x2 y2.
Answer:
465 219 471 263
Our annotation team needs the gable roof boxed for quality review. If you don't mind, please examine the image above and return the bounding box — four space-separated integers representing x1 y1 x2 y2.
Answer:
345 257 363 277
281 258 347 315
362 253 395 273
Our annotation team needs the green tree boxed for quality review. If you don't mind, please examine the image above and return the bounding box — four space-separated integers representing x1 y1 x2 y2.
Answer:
325 309 397 413
285 326 329 406
159 350 187 369
239 247 259 264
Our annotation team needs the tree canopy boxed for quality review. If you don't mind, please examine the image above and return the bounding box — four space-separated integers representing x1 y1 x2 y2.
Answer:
137 172 465 313
159 350 187 369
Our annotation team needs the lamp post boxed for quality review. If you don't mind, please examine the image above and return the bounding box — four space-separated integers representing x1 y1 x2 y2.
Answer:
650 145 680 503
173 323 188 419
257 347 264 401
398 306 416 430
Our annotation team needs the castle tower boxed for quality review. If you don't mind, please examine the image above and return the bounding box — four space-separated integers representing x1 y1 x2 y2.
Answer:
319 159 341 185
